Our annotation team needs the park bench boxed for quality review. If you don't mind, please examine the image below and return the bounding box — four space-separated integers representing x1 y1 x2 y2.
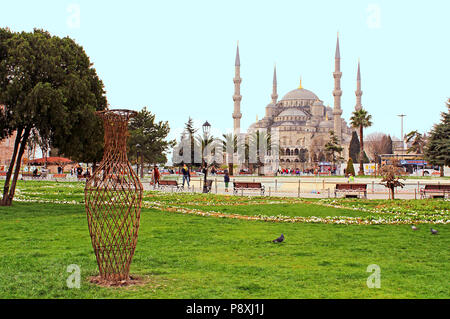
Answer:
158 180 181 191
233 182 265 196
420 184 450 199
53 174 66 179
21 172 42 180
335 183 367 199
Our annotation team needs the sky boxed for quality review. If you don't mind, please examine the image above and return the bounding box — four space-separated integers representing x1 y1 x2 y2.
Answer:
1 0 449 145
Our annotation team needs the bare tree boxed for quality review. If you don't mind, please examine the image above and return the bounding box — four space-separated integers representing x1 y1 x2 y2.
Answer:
365 132 393 161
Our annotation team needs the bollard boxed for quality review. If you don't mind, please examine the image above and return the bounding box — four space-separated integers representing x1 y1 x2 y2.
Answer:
269 186 271 197
414 188 417 200
215 178 217 194
328 188 330 198
322 179 325 190
372 181 374 193
275 179 278 191
298 179 301 198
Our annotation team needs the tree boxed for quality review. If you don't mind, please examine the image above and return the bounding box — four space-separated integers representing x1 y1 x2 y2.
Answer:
405 130 426 154
324 130 343 168
366 132 393 161
381 134 393 155
298 148 308 171
247 130 272 175
183 117 198 167
424 99 450 176
127 107 175 177
0 28 107 206
348 131 360 163
222 133 237 175
379 159 405 200
350 109 373 175
345 158 355 177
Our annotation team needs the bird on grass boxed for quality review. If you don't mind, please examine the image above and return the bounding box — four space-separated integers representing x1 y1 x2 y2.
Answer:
430 228 439 235
411 225 419 231
273 234 284 243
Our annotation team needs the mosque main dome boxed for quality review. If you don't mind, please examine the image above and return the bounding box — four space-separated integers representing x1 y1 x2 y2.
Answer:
281 87 319 101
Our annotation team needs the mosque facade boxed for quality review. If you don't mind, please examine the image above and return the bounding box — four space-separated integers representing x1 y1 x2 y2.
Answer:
232 35 364 172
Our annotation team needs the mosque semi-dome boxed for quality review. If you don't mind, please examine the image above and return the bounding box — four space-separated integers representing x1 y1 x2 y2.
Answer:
277 108 308 117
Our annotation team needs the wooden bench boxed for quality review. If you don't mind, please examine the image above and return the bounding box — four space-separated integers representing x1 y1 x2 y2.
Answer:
233 182 265 196
158 180 181 191
420 184 450 199
335 183 367 199
21 172 42 179
53 174 67 179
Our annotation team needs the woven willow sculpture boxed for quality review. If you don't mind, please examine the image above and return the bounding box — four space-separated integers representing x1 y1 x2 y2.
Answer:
85 109 143 282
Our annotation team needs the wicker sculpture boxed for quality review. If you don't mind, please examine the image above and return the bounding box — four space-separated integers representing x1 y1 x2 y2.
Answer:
85 109 143 283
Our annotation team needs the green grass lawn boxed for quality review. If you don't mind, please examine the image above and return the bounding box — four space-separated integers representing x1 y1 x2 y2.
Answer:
0 180 449 298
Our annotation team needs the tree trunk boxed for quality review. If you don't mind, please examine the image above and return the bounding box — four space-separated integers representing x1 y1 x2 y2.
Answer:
1 127 23 206
359 125 364 175
140 157 144 179
228 162 233 176
440 165 444 177
3 127 30 206
391 186 395 200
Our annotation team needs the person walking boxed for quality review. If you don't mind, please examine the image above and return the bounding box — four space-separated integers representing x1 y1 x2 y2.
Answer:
224 169 230 193
181 164 190 188
153 164 160 188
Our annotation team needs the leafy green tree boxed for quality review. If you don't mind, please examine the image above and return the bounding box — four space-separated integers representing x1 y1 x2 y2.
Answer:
0 28 107 206
350 108 373 175
424 99 450 176
345 158 355 176
406 130 426 154
182 117 198 167
324 130 343 167
127 107 175 177
348 131 360 163
381 134 393 155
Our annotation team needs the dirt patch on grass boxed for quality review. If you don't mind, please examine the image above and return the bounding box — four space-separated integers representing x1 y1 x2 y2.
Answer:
88 274 148 288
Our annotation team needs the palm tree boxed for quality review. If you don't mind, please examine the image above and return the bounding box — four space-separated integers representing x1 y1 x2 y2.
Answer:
350 109 373 175
222 133 237 175
246 130 272 175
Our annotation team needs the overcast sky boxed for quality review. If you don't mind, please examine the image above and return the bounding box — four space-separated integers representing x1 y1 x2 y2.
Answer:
1 0 449 146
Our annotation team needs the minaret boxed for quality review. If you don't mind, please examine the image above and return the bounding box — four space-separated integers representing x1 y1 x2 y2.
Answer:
232 42 242 136
271 64 278 104
332 33 343 141
355 59 362 111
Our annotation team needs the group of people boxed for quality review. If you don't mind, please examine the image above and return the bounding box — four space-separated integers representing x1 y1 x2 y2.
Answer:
69 166 90 178
277 167 337 176
178 164 231 192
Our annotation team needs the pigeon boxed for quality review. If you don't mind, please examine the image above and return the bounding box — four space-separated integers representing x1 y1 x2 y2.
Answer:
430 228 439 235
273 234 284 243
411 225 418 231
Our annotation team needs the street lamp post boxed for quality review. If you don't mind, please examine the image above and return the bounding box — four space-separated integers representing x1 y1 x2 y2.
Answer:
136 144 141 176
397 114 406 151
202 121 211 193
